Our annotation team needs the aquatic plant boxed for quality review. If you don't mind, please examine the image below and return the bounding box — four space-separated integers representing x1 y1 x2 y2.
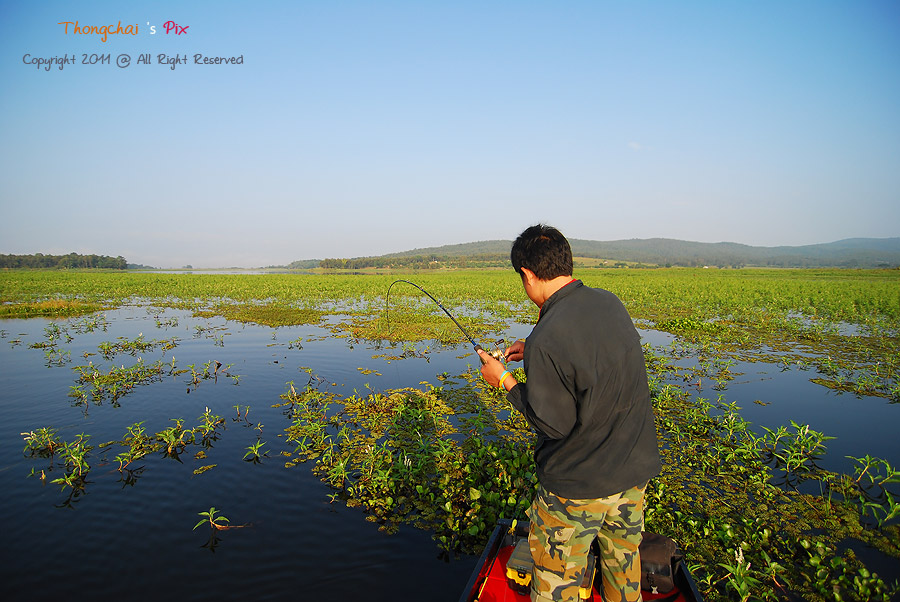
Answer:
48 433 93 492
243 438 267 463
718 548 760 602
193 506 249 552
193 507 230 531
758 420 835 480
97 333 177 359
70 359 167 407
280 374 535 555
113 421 154 471
21 427 63 458
845 455 900 529
156 419 195 459
0 298 103 318
644 365 899 601
195 407 226 448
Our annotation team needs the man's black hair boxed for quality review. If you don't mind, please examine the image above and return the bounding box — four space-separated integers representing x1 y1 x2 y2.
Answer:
510 224 573 280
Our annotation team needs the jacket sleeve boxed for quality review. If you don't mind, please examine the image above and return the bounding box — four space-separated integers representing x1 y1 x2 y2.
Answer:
506 345 576 440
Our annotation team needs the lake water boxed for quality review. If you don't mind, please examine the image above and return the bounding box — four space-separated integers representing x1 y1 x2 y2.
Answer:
1 306 897 599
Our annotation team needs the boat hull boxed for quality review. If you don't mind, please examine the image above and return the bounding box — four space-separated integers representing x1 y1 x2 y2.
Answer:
460 519 704 602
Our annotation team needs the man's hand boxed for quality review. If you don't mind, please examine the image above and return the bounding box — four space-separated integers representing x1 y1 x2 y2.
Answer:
478 349 504 385
505 339 525 363
478 349 518 391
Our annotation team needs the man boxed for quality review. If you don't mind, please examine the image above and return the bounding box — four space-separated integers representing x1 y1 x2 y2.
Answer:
478 224 661 602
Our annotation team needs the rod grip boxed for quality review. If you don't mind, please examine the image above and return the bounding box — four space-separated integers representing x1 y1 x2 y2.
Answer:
473 345 487 365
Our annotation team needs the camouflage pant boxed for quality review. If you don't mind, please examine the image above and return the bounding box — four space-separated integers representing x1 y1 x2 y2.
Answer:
526 483 646 602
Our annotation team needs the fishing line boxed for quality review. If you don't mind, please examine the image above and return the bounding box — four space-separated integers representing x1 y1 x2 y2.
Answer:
385 279 504 363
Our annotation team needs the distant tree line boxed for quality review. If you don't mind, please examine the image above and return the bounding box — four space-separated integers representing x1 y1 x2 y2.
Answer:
284 259 321 270
318 254 509 270
0 253 127 270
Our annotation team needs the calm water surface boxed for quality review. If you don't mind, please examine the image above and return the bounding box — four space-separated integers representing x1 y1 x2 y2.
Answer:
1 307 896 599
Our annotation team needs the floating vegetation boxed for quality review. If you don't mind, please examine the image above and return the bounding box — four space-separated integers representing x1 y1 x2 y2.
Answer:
195 406 227 448
25 431 95 503
111 421 156 470
194 506 226 553
193 506 232 531
177 360 240 390
69 313 110 333
354 306 497 346
0 298 104 318
243 438 267 463
279 372 535 557
372 340 435 362
232 404 258 427
70 359 168 407
22 427 63 459
194 303 325 327
192 506 249 552
846 454 900 530
24 323 79 366
274 363 900 600
656 316 728 336
645 381 899 601
5 268 900 600
27 407 234 497
97 333 178 359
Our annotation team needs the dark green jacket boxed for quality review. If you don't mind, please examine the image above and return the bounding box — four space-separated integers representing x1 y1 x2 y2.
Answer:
507 280 661 499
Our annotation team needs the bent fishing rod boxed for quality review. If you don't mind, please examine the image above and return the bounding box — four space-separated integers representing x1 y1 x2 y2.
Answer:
385 279 505 364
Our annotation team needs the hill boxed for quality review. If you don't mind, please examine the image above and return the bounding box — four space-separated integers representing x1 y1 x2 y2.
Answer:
567 237 900 268
298 237 900 269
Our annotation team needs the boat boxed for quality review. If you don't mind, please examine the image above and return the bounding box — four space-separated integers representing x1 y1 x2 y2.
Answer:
459 519 704 602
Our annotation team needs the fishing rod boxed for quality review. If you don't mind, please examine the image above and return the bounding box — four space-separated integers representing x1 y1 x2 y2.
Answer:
385 279 505 364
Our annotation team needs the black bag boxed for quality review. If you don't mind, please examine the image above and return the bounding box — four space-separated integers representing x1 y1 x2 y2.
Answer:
639 532 682 594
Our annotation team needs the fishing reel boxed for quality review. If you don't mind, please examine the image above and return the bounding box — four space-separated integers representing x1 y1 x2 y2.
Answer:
476 340 508 365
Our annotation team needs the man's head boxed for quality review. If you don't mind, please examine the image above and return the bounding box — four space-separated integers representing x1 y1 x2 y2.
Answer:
510 224 573 280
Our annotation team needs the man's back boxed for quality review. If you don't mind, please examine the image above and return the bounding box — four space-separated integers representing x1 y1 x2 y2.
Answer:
510 280 661 499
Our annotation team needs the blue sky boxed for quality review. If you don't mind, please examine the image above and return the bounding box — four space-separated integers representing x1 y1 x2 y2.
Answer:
1 1 898 268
